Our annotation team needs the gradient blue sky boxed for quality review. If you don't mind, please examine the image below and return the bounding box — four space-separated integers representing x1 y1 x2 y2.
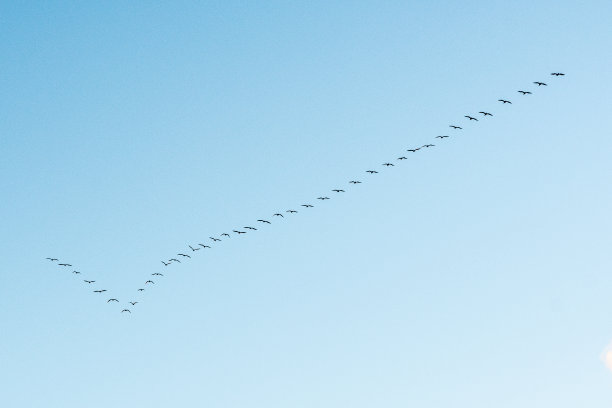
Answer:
1 1 612 407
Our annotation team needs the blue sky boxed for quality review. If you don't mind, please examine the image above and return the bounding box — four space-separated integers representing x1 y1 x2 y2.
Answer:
1 1 611 407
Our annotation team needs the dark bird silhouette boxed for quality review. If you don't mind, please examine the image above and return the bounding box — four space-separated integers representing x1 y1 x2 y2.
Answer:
286 210 297 213
233 230 246 234
138 288 145 292
534 81 547 86
317 197 330 200
273 213 284 217
435 135 449 139
199 244 211 249
121 309 131 313
422 144 435 148
145 280 154 285
189 245 201 252
257 220 271 224
382 163 394 167
332 189 345 192
152 273 163 276
178 253 191 258
397 157 407 160
349 180 362 184
407 148 420 152
84 280 95 284
94 290 107 293
479 112 493 116
551 72 565 76
221 233 231 237
130 302 138 306
169 258 181 263
244 226 257 230
301 204 314 208
449 125 462 129
518 90 532 95
161 261 170 266
465 115 478 121
498 99 512 104
107 298 119 303
58 263 72 267
366 170 378 174
72 271 81 274
210 237 222 242
46 257 58 262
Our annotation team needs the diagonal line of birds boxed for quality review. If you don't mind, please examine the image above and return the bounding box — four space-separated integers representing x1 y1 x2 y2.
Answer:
45 73 565 314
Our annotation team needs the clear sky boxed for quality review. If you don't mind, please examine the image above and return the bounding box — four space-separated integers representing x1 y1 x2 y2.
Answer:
1 1 611 407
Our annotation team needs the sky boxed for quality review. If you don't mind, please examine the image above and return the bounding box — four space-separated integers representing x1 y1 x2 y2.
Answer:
1 1 612 407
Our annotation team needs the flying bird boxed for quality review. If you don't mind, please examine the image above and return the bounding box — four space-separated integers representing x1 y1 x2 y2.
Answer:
129 302 138 306
46 257 58 262
233 230 246 234
145 280 154 285
221 233 231 237
84 280 95 284
244 226 257 230
366 170 378 174
138 288 145 292
518 90 532 95
449 125 462 129
435 135 449 139
257 219 271 224
161 261 170 266
465 115 478 121
349 180 362 184
189 245 201 251
178 253 191 258
332 189 345 192
551 72 565 76
199 244 211 249
382 163 394 167
498 99 512 104
58 263 72 267
107 298 119 303
152 273 163 276
534 81 547 86
301 204 314 208
397 157 407 160
407 148 420 152
210 237 222 242
72 271 81 274
169 258 181 263
286 210 297 213
273 213 284 217
94 290 107 293
422 144 435 148
317 197 330 200
479 112 493 116
121 309 131 313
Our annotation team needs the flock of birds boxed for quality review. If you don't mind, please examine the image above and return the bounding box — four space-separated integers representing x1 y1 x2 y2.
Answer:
47 72 565 314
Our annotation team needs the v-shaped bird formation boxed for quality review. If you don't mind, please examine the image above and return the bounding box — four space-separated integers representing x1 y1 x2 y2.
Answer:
46 72 565 314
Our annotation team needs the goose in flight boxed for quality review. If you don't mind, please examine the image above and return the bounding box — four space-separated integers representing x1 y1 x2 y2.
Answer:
107 298 119 303
479 112 493 116
84 280 95 284
189 245 201 251
397 157 407 160
533 81 547 86
366 170 378 174
72 270 81 274
58 263 72 267
422 144 435 148
161 261 170 266
93 290 107 293
407 148 420 152
233 230 246 234
273 213 284 217
317 197 330 200
551 72 565 76
221 233 231 237
138 288 145 292
435 135 449 139
244 226 257 230
46 257 58 262
518 90 532 95
349 180 362 184
465 115 478 121
286 210 297 213
152 273 163 276
178 253 191 258
210 237 222 242
169 258 181 263
199 244 211 249
449 125 462 129
121 309 131 313
382 163 394 167
257 219 271 224
498 99 512 104
145 280 154 285
301 204 314 208
332 189 345 193
129 301 138 306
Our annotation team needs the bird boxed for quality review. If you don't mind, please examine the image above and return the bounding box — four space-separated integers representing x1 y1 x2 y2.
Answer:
349 180 362 184
534 81 547 86
210 237 221 242
332 189 345 192
382 163 394 167
45 257 58 262
435 135 449 139
189 245 201 251
244 226 257 230
422 144 435 148
518 90 532 95
93 290 107 293
178 253 191 258
152 273 163 276
301 204 314 208
407 148 420 152
449 125 462 129
138 288 145 292
397 157 407 160
72 271 81 274
121 309 131 313
479 112 493 116
84 280 95 284
221 233 231 237
107 298 119 303
199 244 211 249
273 213 284 217
169 258 181 263
257 219 271 224
58 263 72 267
233 230 246 234
145 280 154 285
161 261 170 266
498 99 512 104
317 197 330 200
551 72 565 76
366 170 378 174
465 115 478 121
286 210 297 213
129 301 138 306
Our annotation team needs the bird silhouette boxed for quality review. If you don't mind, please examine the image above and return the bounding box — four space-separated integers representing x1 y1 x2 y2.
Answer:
366 170 378 174
286 210 297 213
93 290 107 293
257 220 271 224
233 230 246 234
397 157 407 160
189 245 201 251
210 237 222 242
145 280 154 285
84 280 95 284
130 301 138 306
169 258 181 263
273 213 284 217
58 263 72 267
301 204 314 208
152 273 163 276
317 197 330 200
138 288 145 292
199 244 211 249
479 112 493 116
449 125 462 129
435 135 449 139
382 163 394 167
46 257 58 262
407 148 420 152
533 81 547 86
498 99 512 104
465 115 478 121
349 180 362 184
178 253 191 258
551 72 565 76
422 144 435 148
121 309 131 313
244 226 257 230
518 90 532 95
332 189 345 192
221 233 231 237
72 271 81 274
107 298 119 303
161 261 170 266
